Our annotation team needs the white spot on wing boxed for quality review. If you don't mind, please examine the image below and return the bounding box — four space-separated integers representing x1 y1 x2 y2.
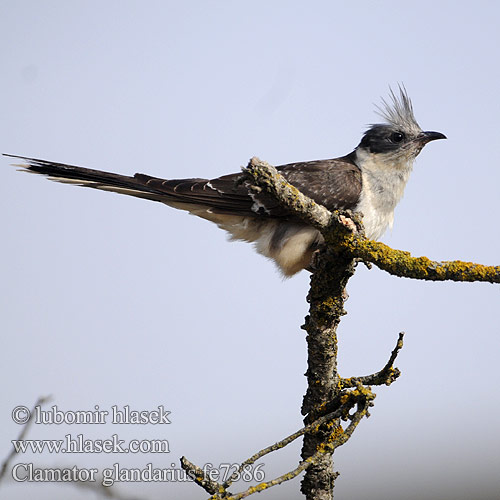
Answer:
249 191 270 214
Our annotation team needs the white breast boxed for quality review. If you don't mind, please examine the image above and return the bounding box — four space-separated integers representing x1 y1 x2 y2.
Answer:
354 149 414 240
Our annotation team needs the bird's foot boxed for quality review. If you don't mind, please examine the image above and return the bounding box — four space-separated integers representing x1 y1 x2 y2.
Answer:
339 214 357 233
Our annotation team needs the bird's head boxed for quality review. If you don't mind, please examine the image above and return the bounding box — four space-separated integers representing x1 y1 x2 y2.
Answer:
356 86 446 164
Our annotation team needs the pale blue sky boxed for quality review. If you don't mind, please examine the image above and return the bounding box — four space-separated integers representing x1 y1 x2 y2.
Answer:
1 1 499 499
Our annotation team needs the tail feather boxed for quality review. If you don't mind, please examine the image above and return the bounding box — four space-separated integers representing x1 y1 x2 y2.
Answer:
4 153 275 218
4 154 189 204
4 154 323 275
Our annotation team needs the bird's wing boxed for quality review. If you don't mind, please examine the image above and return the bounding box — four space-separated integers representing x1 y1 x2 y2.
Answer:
5 154 361 217
277 158 362 212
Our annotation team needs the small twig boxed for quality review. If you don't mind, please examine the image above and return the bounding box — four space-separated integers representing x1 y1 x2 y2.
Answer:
180 456 229 497
341 332 405 388
222 394 361 489
0 395 51 484
214 388 374 500
220 460 310 500
182 387 374 499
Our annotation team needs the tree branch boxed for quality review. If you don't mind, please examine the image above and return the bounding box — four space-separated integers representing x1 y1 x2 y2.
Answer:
243 156 334 228
181 386 374 500
296 245 352 498
222 387 372 489
0 396 51 485
182 156 499 500
220 392 371 500
180 457 228 497
340 332 404 388
242 157 500 284
349 239 500 283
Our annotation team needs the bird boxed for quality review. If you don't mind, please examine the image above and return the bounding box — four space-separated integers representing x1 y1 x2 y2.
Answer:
5 87 445 277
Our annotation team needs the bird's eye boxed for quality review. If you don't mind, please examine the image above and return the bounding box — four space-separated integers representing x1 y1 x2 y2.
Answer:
390 132 405 143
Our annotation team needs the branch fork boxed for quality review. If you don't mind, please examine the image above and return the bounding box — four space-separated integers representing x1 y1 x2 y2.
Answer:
181 157 498 499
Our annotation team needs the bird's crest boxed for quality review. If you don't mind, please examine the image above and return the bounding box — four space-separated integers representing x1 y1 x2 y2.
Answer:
375 85 422 135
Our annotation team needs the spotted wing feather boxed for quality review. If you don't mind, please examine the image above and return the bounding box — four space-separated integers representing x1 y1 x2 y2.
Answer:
6 154 362 217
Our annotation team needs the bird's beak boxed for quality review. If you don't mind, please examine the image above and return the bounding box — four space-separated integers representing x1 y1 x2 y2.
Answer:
419 131 447 144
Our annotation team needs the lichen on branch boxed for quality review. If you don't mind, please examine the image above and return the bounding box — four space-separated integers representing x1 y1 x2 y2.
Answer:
181 156 498 500
242 157 500 284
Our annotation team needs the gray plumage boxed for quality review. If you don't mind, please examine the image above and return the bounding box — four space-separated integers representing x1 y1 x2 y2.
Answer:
5 86 446 276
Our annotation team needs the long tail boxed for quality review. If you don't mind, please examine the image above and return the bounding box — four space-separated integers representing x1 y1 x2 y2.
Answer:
4 154 320 276
4 154 207 204
4 153 277 219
